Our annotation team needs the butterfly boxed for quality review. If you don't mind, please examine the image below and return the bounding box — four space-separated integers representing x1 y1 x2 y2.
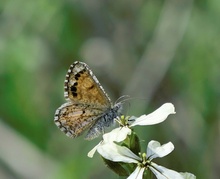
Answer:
54 61 123 140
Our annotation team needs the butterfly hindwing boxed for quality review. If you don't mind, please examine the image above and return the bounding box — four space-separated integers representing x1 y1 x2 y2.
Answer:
54 102 104 138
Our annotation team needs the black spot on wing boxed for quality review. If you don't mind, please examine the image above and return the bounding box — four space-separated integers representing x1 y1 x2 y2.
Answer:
71 86 77 92
72 92 77 97
88 84 94 90
75 73 81 80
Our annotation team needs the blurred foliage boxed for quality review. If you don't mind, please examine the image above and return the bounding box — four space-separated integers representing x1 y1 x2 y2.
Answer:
0 0 219 179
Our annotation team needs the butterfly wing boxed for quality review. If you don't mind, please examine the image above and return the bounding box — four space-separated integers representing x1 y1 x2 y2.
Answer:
54 102 104 138
64 61 112 108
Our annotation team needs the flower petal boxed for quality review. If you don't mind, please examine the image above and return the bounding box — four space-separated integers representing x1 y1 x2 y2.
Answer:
147 140 174 160
127 166 145 179
130 103 175 127
180 172 196 179
97 142 141 163
87 142 101 158
103 127 131 143
149 162 185 179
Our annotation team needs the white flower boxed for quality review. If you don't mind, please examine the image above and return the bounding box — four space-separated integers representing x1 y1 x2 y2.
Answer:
95 140 196 179
88 103 175 157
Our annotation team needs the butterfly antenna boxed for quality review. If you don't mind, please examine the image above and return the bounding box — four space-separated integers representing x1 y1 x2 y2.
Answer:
115 95 131 104
114 95 132 118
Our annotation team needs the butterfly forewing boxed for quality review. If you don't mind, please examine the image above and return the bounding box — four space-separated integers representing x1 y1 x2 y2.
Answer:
64 61 112 108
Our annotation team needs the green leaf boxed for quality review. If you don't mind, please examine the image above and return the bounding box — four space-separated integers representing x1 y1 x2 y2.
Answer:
102 157 136 176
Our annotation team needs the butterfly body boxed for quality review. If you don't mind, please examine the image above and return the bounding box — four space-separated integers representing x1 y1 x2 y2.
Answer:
54 61 122 140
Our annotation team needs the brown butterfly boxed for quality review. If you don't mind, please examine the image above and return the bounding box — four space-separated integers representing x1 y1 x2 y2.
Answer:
54 61 122 140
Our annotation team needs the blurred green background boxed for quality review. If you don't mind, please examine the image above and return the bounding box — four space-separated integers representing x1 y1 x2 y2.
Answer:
0 0 219 178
